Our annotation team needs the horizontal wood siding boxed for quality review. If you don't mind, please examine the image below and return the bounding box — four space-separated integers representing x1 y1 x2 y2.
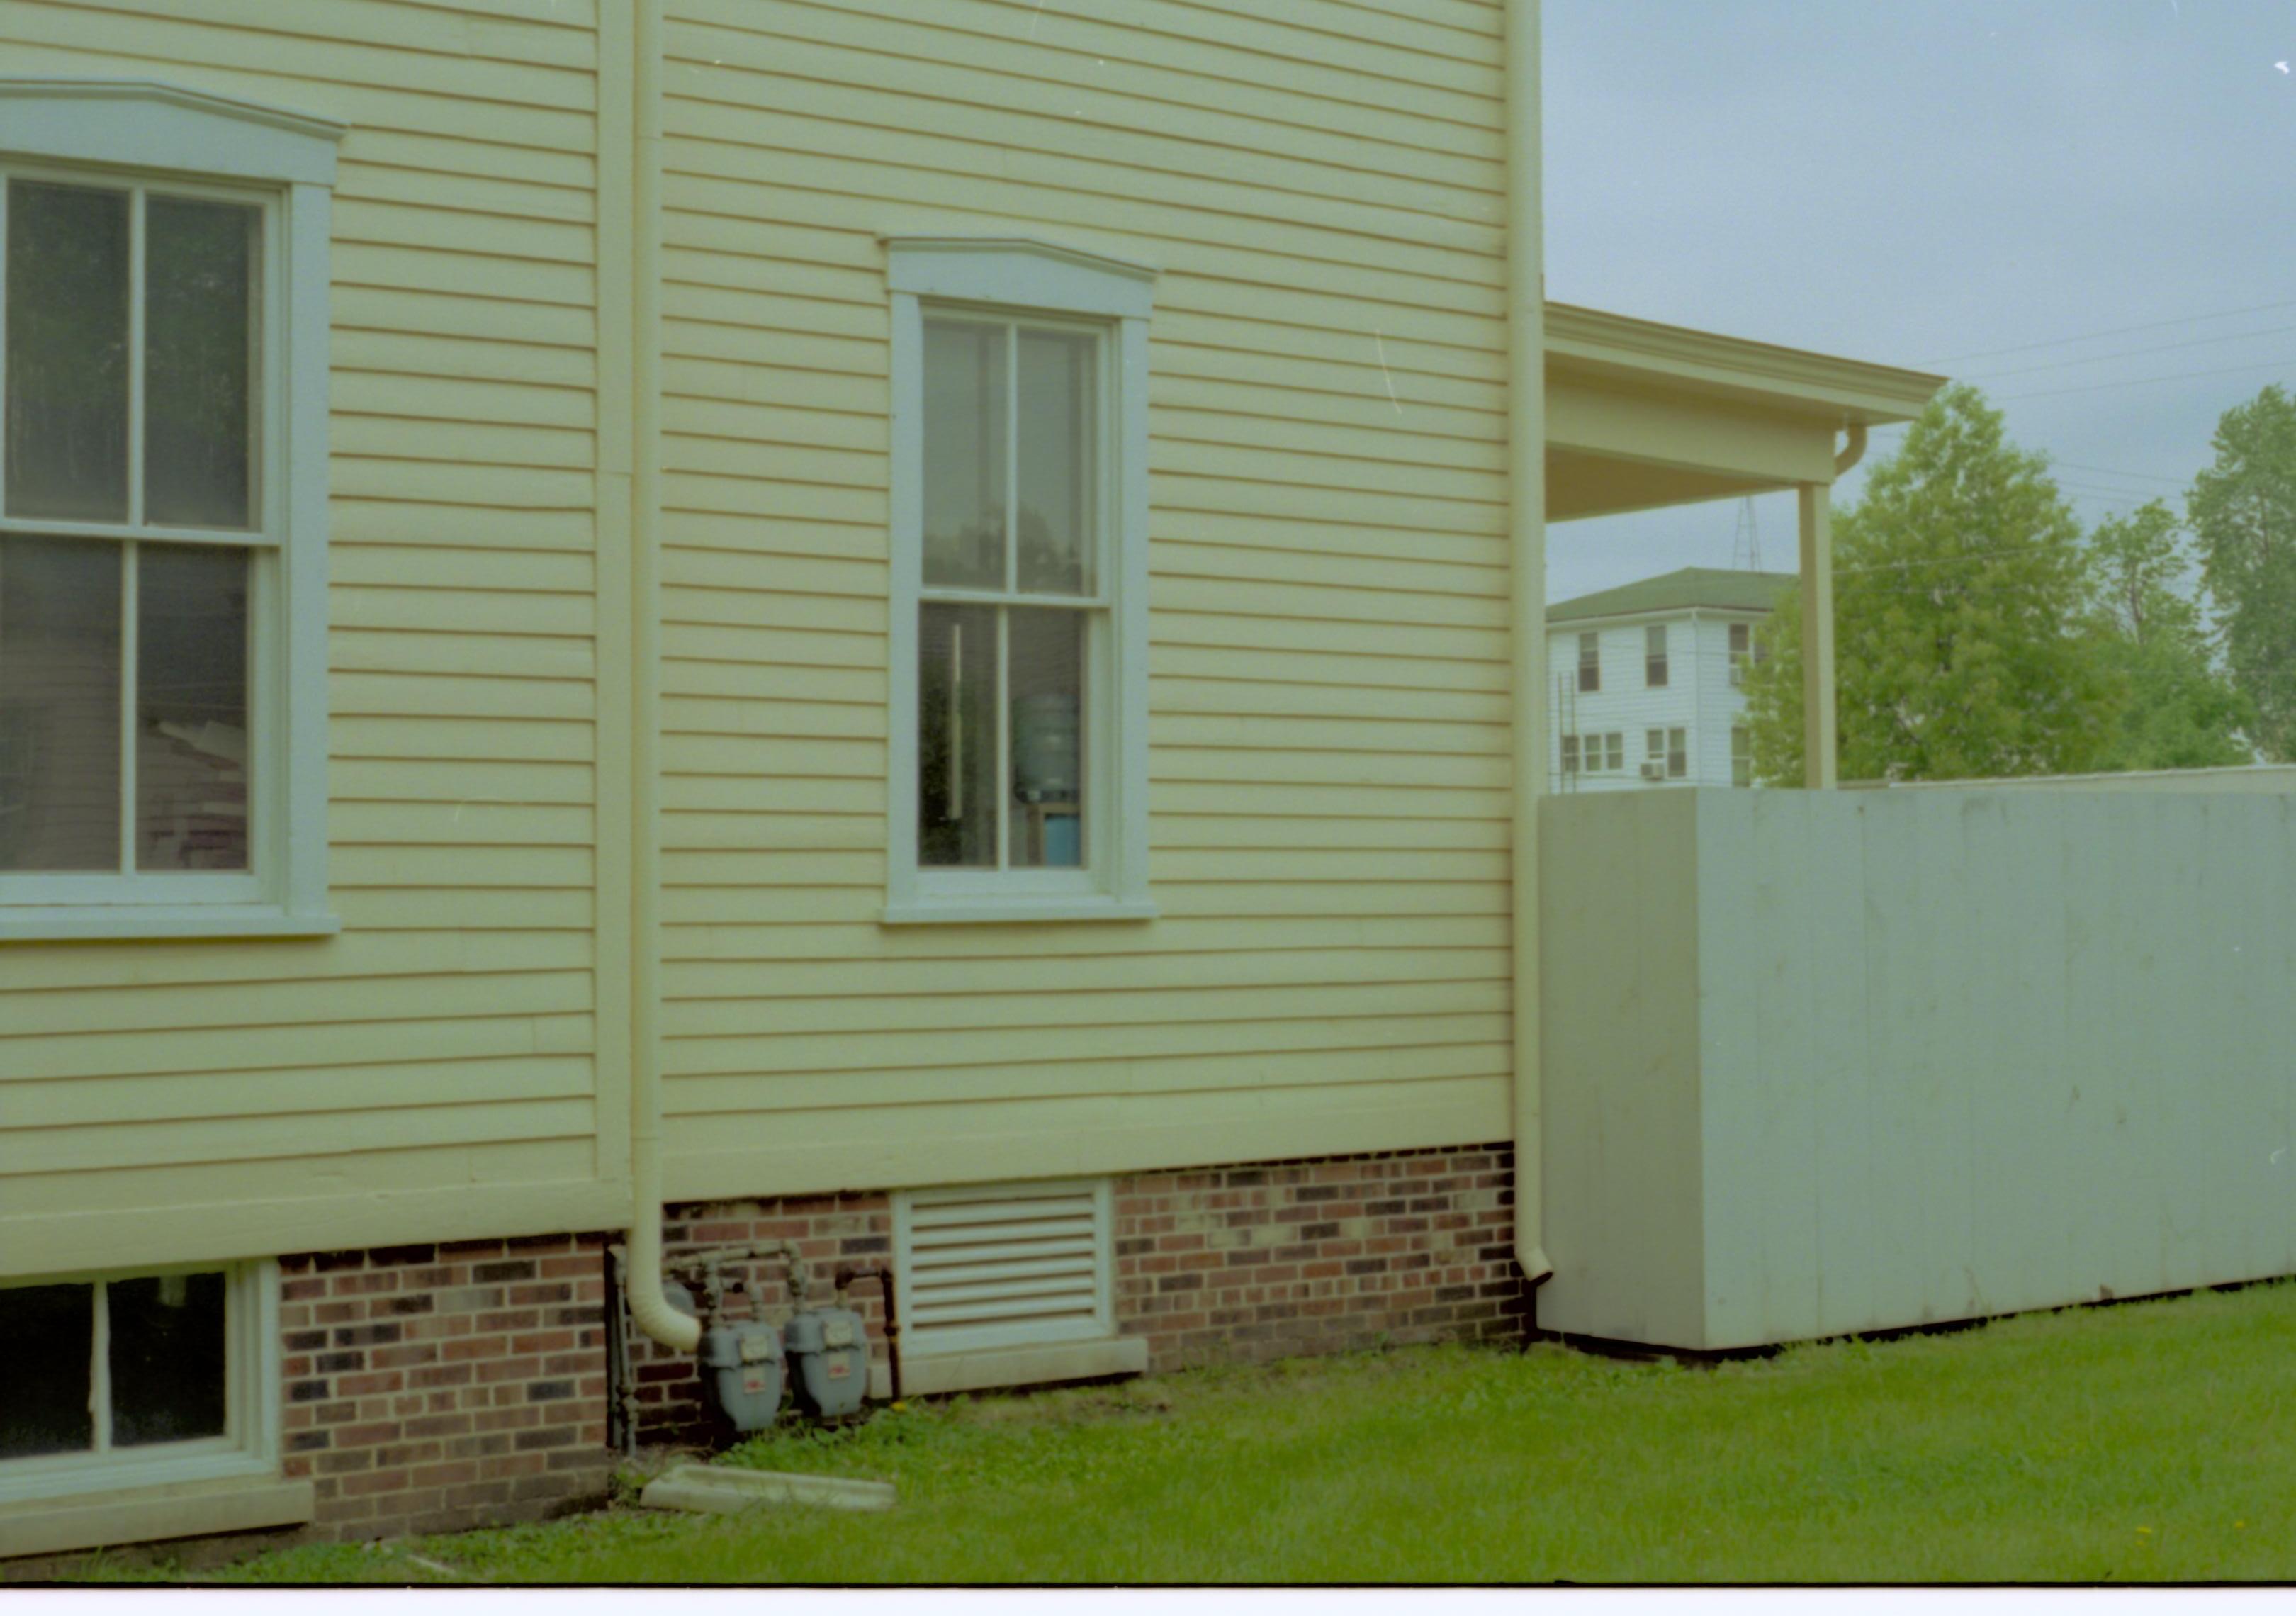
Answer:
0 0 613 1274
655 0 1514 1196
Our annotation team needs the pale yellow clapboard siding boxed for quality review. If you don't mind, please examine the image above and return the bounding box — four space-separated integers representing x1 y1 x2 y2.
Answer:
1 1012 596 1087
1154 512 1505 575
664 658 879 705
1152 713 1504 759
662 812 882 853
666 946 1507 1002
1149 641 1508 695
1150 675 1508 726
50 0 597 67
13 1140 602 1223
664 1077 1509 1204
335 888 597 933
12 1057 595 1134
1154 781 1510 821
661 914 1511 962
336 371 597 431
0 931 589 995
0 1 594 101
333 628 597 683
666 1009 1510 1081
11 1101 597 1179
671 1044 1509 1117
665 775 885 816
664 42 1499 225
0 0 614 1279
683 0 1502 145
339 159 597 227
663 91 1502 269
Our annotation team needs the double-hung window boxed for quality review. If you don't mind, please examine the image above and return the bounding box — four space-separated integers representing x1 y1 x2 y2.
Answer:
0 83 339 940
1575 631 1599 693
1644 622 1669 688
884 240 1154 924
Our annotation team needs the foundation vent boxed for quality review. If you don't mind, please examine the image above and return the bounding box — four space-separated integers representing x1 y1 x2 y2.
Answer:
891 1179 1114 1354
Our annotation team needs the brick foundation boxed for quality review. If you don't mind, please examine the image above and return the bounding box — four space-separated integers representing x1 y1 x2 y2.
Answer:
257 1143 1521 1543
629 1143 1524 1439
1115 1145 1524 1366
277 1235 613 1542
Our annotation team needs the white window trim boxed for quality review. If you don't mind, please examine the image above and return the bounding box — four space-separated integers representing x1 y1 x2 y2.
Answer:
0 82 342 943
0 1259 282 1506
882 238 1155 926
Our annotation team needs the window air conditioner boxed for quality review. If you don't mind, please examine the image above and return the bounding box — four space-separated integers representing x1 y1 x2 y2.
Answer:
1640 762 1665 781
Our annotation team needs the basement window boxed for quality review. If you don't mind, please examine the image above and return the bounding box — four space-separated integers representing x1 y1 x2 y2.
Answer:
0 1262 278 1504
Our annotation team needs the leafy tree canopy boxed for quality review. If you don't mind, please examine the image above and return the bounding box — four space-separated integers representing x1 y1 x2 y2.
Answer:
1743 384 2124 783
2085 500 2255 772
2187 384 2296 762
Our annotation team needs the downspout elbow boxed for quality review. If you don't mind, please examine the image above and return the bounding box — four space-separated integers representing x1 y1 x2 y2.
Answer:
1835 420 1868 478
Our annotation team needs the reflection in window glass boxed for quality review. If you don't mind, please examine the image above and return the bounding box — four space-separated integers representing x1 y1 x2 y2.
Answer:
0 1284 94 1461
145 197 260 530
1008 608 1084 868
5 181 131 522
0 536 123 870
137 544 250 871
108 1272 229 1448
918 602 998 868
1016 330 1095 595
921 320 1006 589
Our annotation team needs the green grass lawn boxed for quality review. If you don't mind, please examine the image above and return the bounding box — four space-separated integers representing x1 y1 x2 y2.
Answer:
86 1280 2296 1583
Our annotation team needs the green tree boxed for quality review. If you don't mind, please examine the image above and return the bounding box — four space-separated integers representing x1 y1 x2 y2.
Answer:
1743 384 2124 782
2085 500 2255 771
2186 384 2296 761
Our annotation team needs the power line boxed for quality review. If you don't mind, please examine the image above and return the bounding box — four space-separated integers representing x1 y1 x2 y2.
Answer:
2047 459 2188 488
1918 296 2296 367
1957 322 2296 383
1998 355 2296 403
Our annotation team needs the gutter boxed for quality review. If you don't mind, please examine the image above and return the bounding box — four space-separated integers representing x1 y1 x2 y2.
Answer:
1504 0 1554 1289
622 0 698 1357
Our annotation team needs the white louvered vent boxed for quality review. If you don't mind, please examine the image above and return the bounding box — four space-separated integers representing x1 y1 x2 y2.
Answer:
892 1179 1115 1355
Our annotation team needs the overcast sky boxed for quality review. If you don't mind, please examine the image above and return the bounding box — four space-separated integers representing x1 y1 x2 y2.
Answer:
1542 0 2296 604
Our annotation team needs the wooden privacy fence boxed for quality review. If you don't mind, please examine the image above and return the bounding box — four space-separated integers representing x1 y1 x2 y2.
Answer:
1540 782 2296 1351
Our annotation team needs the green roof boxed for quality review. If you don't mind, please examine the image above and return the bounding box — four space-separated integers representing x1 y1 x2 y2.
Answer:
1548 567 1796 624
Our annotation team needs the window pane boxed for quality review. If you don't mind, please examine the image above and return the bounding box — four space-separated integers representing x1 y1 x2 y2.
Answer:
137 543 250 871
1015 328 1095 595
145 197 260 530
0 535 123 870
5 180 131 522
918 602 997 868
1008 607 1084 869
921 320 1006 589
0 1284 94 1460
1606 733 1623 771
108 1272 229 1448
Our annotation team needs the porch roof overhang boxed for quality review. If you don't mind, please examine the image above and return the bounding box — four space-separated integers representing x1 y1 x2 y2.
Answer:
1546 303 1946 522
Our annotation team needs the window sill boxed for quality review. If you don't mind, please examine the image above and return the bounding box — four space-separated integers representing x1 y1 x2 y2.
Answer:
0 1472 313 1561
0 907 342 943
880 895 1158 927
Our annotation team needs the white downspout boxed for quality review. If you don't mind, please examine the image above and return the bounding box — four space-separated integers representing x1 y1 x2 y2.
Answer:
624 0 699 1356
1504 0 1555 1287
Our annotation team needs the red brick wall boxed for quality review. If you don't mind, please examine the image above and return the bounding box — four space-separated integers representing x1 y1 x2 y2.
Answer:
277 1235 612 1541
1114 1145 1523 1368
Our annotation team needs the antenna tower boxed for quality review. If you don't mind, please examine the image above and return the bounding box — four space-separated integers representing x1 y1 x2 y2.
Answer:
1730 498 1762 571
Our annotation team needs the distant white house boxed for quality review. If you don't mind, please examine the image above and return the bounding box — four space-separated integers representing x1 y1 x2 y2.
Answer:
1546 568 1794 791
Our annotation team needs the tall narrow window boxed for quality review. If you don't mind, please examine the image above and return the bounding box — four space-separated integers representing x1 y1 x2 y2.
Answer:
1645 622 1669 688
916 314 1098 874
0 86 342 941
1605 732 1624 772
1576 631 1600 693
1728 621 1750 685
1560 734 1579 775
887 240 1154 923
1732 725 1752 787
1667 726 1689 779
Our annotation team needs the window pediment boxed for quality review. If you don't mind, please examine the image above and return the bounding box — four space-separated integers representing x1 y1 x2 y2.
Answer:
0 80 344 188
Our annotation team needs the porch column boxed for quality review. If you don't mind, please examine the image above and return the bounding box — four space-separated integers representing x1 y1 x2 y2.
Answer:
1798 483 1838 788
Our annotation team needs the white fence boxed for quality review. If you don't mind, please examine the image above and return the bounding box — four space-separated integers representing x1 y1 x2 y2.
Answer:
1539 785 2296 1350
